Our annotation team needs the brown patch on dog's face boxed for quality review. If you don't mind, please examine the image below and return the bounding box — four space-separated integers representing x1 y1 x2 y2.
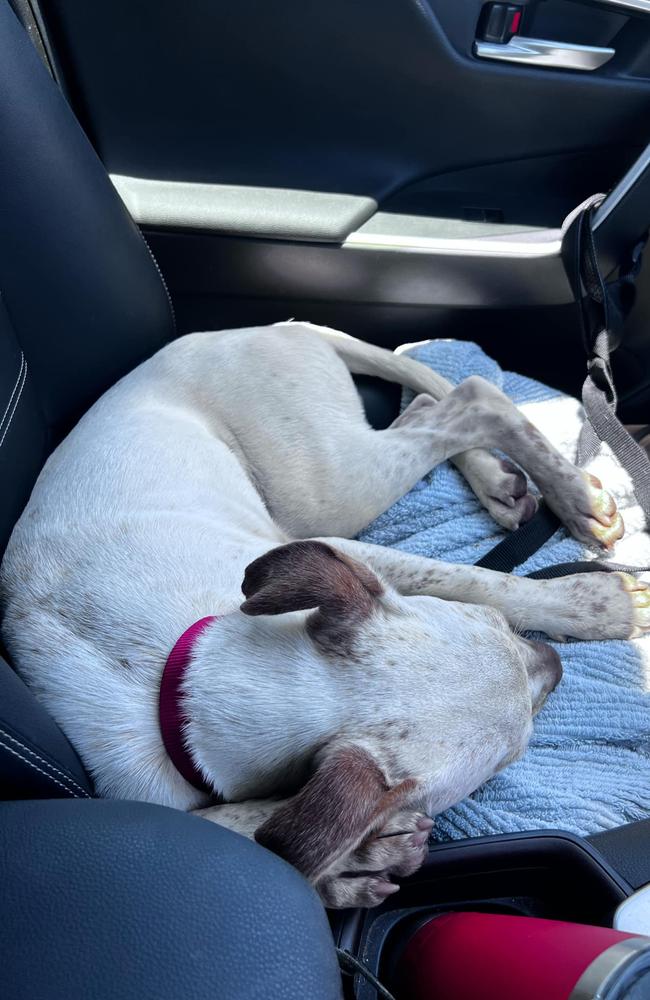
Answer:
240 541 383 655
254 744 417 880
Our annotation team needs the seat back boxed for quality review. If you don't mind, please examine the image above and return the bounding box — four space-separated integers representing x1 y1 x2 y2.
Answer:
0 0 174 556
0 3 175 797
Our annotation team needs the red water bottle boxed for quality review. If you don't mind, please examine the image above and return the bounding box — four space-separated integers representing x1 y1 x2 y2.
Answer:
396 911 650 999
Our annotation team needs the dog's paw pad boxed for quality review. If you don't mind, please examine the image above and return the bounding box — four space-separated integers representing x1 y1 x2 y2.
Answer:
498 460 528 506
351 810 433 880
465 455 538 530
512 493 538 527
318 810 433 907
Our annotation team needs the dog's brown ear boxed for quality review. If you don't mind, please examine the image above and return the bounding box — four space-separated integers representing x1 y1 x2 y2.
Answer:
241 541 383 654
254 745 417 881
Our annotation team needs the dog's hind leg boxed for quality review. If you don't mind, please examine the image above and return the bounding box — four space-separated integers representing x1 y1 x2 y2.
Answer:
297 322 538 530
212 327 619 544
389 397 534 532
229 372 538 539
244 388 502 539
265 370 621 547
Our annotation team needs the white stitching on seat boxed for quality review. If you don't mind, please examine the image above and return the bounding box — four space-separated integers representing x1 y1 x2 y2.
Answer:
140 233 177 335
0 737 80 797
0 727 90 798
0 352 25 435
0 354 27 451
0 352 91 798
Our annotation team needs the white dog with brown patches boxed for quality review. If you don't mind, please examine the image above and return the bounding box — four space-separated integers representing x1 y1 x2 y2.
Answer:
2 322 649 908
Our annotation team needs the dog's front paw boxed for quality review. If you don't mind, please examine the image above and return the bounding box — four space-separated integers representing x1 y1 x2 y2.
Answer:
543 471 624 551
539 572 650 641
315 811 433 909
618 572 650 639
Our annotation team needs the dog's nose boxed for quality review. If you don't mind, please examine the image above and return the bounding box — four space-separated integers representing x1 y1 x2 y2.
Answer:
525 640 563 712
528 640 563 687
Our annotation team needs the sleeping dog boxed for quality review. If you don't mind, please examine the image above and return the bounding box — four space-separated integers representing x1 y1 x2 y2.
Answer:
2 322 649 908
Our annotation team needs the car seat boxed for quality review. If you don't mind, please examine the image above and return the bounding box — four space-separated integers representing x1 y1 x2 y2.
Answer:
0 5 342 998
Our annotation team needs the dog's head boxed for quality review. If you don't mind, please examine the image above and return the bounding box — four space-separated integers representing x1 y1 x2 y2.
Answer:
240 541 561 881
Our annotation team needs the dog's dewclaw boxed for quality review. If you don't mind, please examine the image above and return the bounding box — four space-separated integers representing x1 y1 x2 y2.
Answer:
618 573 650 638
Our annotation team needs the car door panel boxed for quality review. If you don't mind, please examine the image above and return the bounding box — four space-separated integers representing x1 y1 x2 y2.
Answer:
43 0 650 207
36 0 650 405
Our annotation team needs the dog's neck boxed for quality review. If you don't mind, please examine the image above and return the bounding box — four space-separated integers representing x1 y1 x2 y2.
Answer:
182 611 348 802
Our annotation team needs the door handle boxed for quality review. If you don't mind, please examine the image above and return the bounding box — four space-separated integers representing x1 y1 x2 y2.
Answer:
474 36 615 71
590 0 650 12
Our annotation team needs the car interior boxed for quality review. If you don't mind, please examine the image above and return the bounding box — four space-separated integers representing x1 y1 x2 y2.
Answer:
2 1 650 997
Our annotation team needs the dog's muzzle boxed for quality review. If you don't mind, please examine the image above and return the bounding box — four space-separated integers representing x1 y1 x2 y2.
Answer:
525 640 563 711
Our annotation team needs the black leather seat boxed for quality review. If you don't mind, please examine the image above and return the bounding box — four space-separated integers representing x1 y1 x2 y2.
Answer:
0 800 342 1000
0 6 342 997
0 0 177 800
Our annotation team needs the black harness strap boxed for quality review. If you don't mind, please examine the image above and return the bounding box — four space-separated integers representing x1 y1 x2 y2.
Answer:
475 502 560 572
525 560 615 580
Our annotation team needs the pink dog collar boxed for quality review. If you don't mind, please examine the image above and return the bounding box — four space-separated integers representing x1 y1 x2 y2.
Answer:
159 616 218 795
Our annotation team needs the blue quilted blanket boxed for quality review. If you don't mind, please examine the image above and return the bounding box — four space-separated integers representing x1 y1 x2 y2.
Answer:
358 339 650 839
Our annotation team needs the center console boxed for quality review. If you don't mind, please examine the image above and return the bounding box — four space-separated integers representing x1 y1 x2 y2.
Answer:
331 829 640 998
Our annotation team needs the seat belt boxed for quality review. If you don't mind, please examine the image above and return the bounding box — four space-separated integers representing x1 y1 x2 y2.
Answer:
571 199 650 521
475 501 561 572
478 196 650 575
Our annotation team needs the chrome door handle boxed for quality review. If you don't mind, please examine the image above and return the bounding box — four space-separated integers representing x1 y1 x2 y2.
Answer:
592 0 650 12
474 36 615 71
